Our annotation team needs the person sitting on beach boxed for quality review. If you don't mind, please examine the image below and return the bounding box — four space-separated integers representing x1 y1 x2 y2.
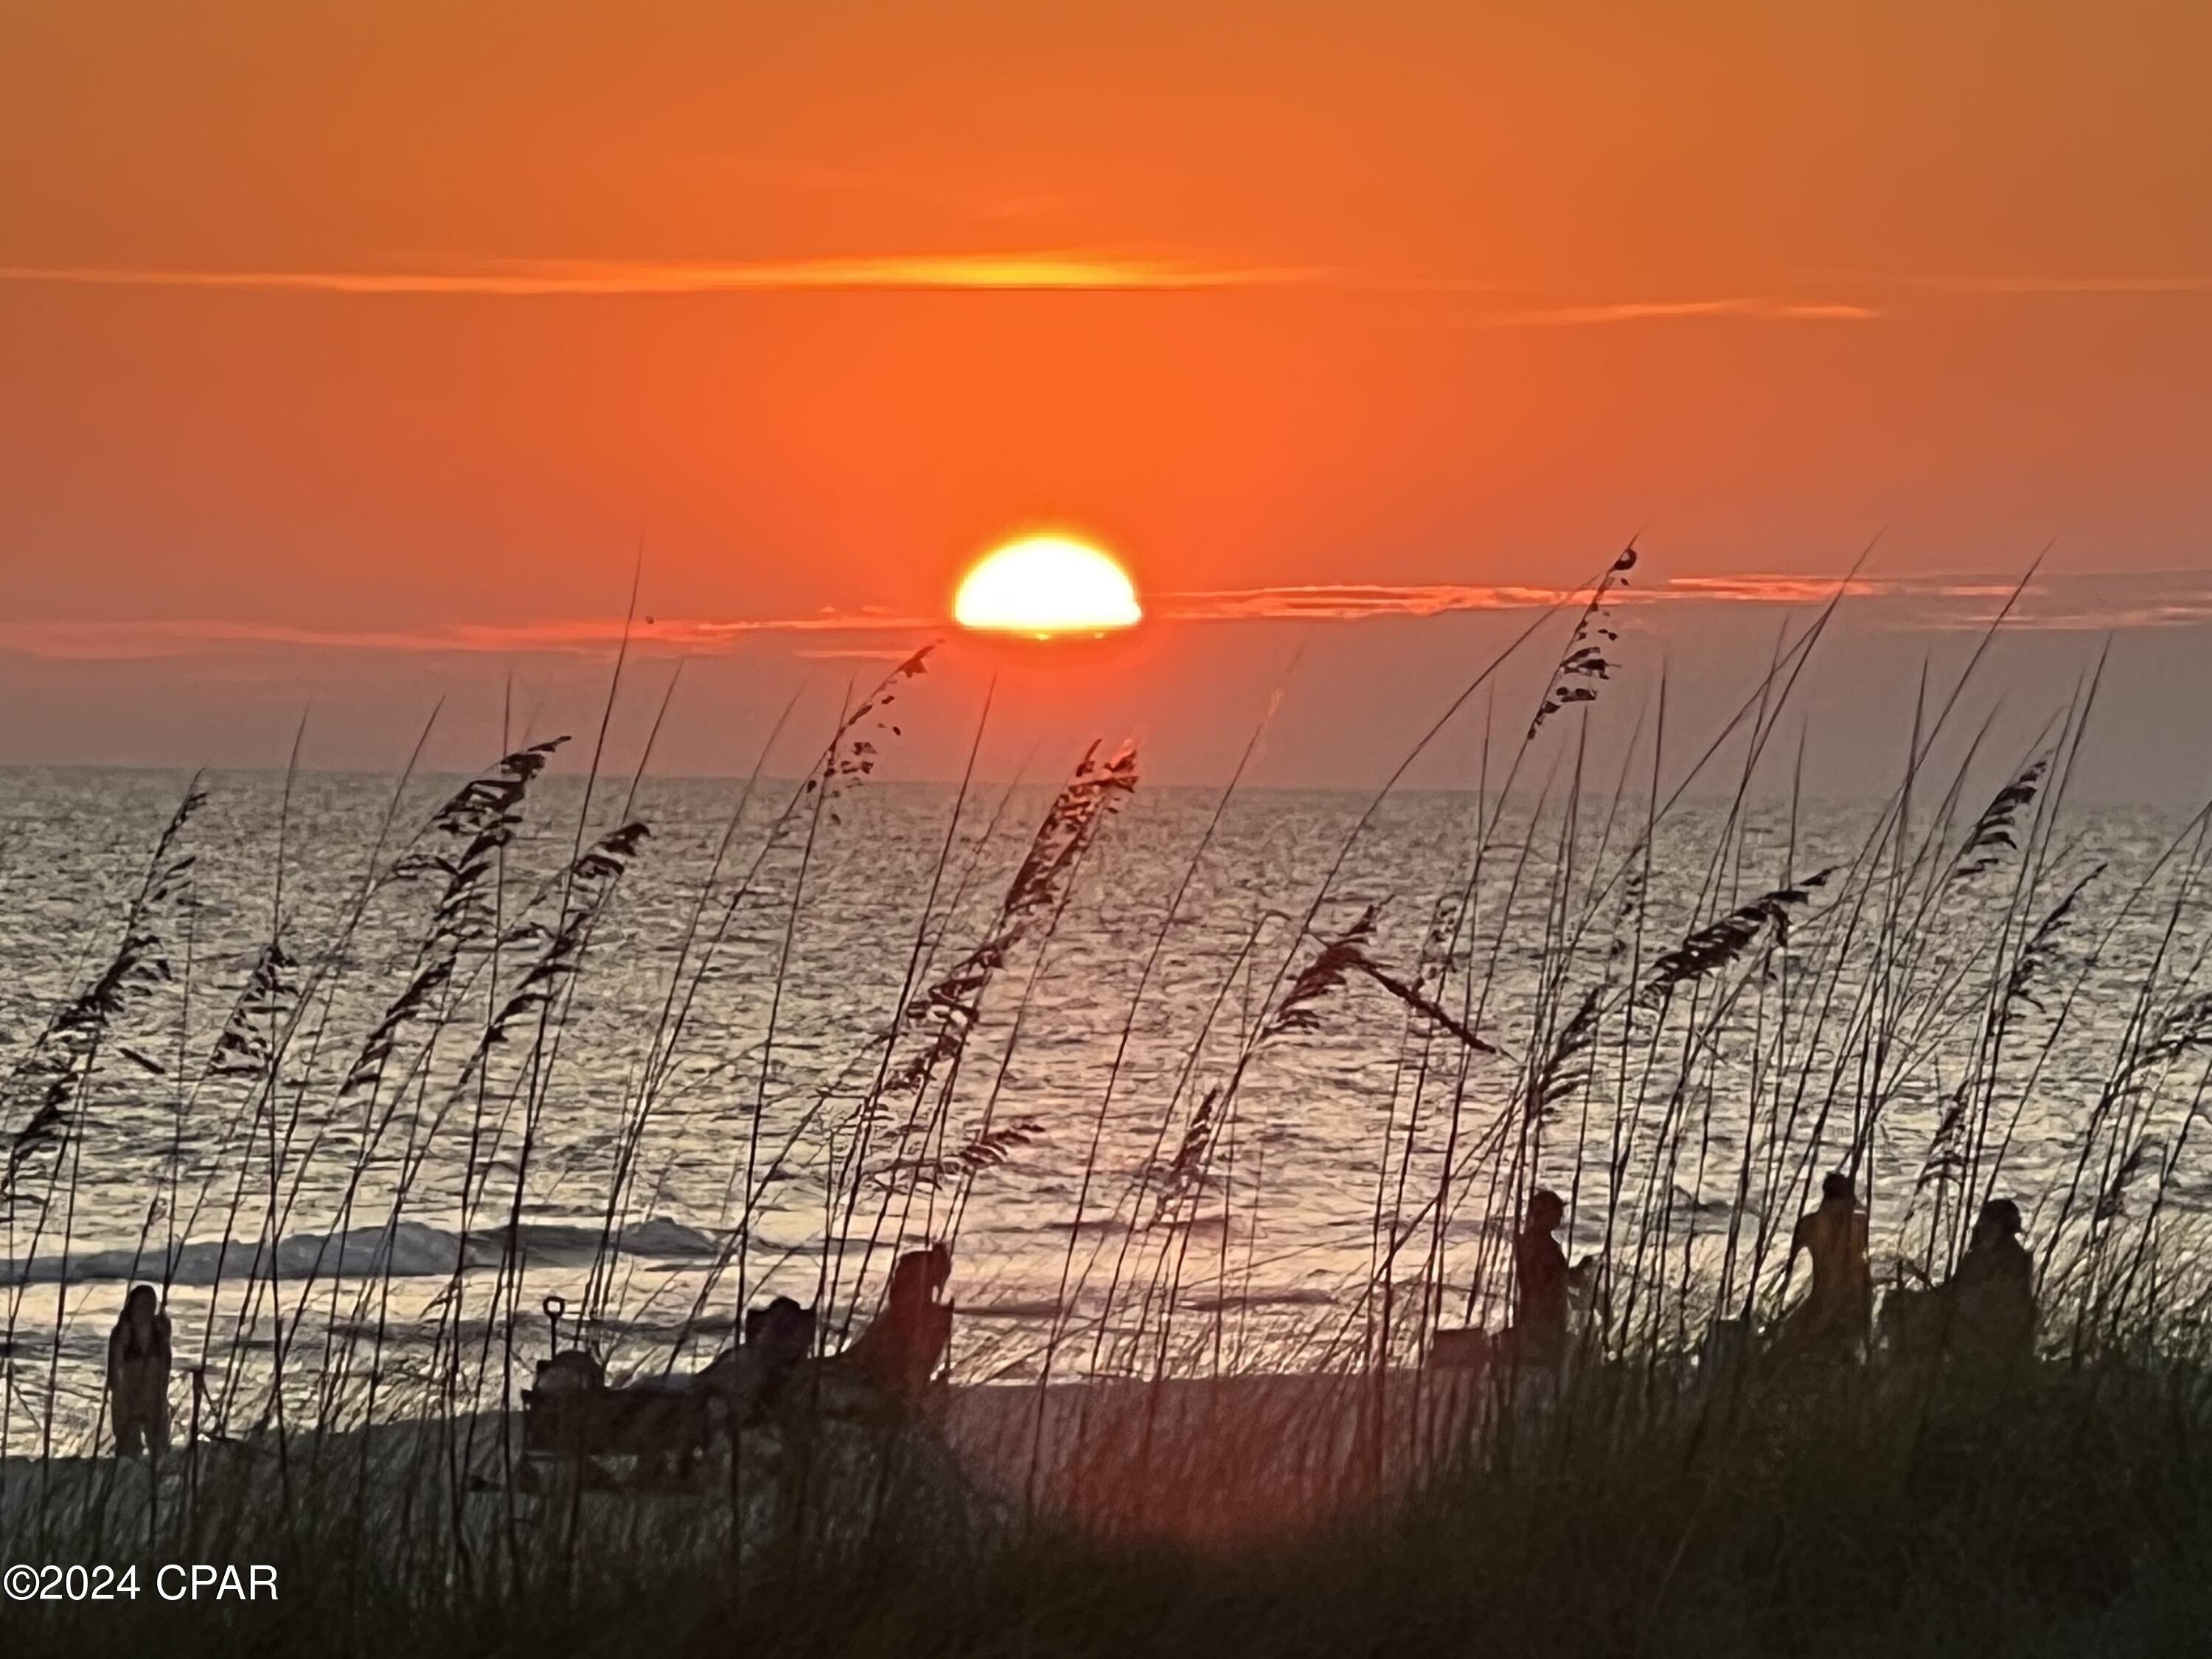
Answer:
1780 1172 1872 1362
838 1244 953 1402
1940 1197 2036 1365
532 1347 607 1394
1505 1190 1596 1368
107 1283 172 1459
696 1295 817 1425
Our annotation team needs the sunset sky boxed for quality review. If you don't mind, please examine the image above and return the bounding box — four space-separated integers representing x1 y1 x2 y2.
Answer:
4 2 2209 795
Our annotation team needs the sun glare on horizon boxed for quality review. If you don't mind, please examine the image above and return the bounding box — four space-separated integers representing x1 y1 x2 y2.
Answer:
953 535 1143 638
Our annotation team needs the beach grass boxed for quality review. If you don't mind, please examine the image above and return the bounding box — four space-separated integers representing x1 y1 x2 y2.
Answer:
11 1347 2212 1657
8 560 2212 1654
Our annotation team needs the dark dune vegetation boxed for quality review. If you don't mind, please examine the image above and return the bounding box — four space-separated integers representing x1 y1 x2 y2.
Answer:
9 556 2212 1656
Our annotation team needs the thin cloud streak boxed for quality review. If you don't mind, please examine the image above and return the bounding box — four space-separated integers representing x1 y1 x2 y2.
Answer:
10 257 2205 316
1164 573 2212 629
1823 273 2212 296
1158 583 1587 620
1156 574 2001 619
1478 297 1882 327
0 253 1310 296
11 573 2208 663
0 613 936 661
0 258 1877 324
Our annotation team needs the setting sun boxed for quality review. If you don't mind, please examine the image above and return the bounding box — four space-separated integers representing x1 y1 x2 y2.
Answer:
953 535 1143 637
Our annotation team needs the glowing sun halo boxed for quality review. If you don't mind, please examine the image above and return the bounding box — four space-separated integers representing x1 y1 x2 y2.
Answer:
953 535 1143 637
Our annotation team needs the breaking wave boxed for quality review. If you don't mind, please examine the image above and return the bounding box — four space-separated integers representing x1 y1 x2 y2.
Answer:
0 1215 723 1289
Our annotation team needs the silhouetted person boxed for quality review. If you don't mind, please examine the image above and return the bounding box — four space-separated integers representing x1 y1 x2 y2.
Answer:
698 1295 817 1424
1944 1197 2036 1364
841 1245 953 1401
533 1347 606 1394
1509 1190 1596 1367
1782 1172 1872 1361
107 1284 171 1458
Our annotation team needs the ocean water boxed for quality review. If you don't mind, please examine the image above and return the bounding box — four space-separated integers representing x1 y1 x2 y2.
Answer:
1 761 2202 1446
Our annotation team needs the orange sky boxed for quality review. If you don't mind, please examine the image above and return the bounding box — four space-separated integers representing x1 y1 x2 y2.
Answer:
2 2 2209 790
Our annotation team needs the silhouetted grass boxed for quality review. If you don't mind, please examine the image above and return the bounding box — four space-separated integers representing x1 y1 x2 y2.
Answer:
12 1349 2212 1658
8 557 2212 1655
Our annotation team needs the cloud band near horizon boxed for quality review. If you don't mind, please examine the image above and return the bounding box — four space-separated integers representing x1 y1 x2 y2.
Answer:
0 255 1894 323
0 255 1885 327
0 253 1286 296
5 253 2206 317
7 571 2208 662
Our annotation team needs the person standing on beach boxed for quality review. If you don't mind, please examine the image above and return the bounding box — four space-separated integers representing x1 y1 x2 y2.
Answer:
1781 1173 1872 1361
107 1283 173 1458
1509 1189 1596 1367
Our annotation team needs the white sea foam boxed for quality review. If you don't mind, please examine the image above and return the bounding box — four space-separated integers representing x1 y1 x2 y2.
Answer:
1 1216 723 1287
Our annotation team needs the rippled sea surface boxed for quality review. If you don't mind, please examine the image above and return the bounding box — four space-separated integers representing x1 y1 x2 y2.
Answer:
2 762 2204 1444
